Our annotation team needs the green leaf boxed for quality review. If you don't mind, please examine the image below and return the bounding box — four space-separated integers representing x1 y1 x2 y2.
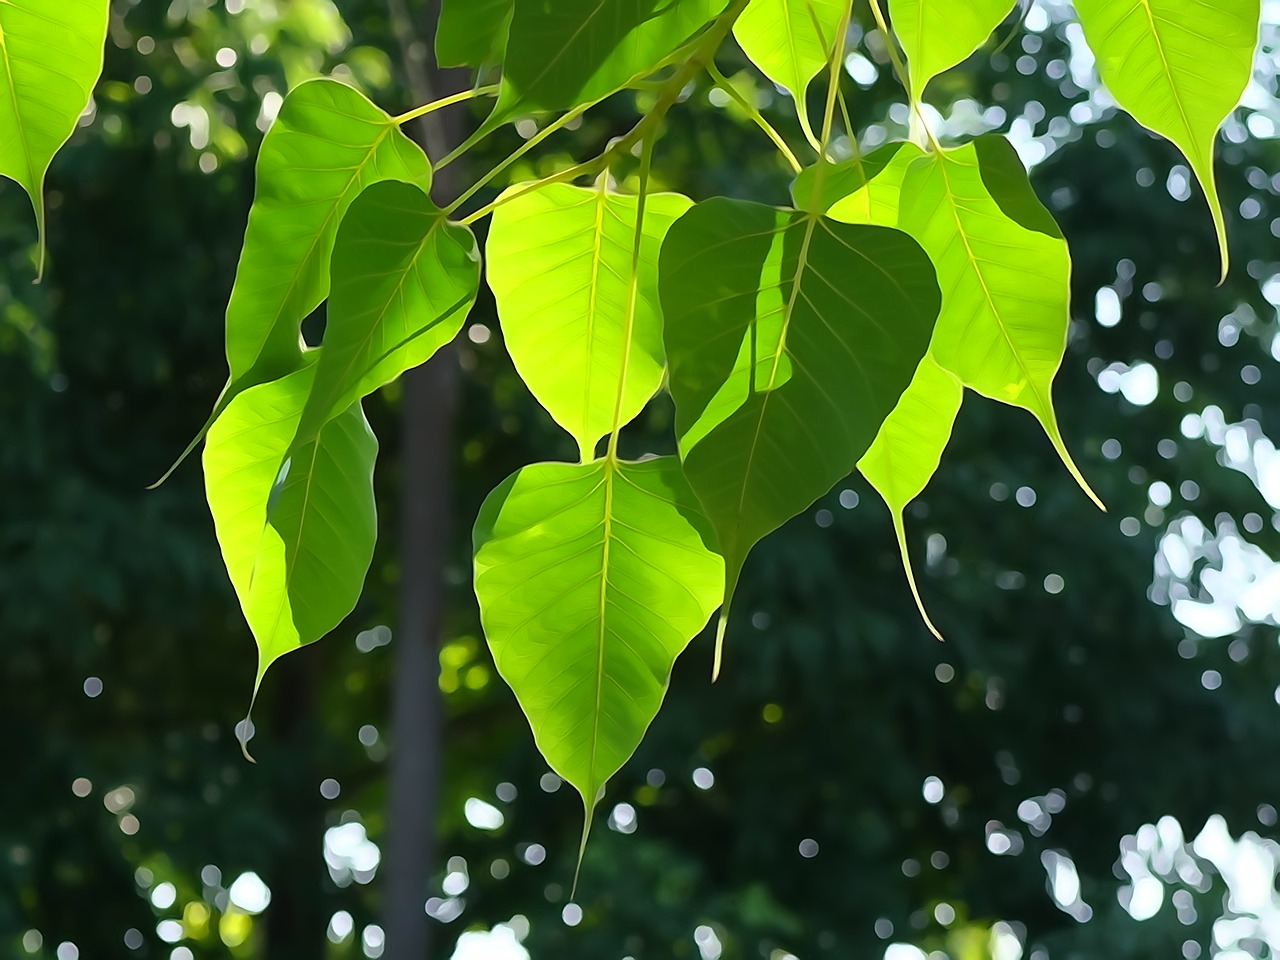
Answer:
203 367 378 684
1072 0 1259 278
732 0 847 146
857 355 962 639
437 0 513 67
491 0 728 123
896 135 1101 508
473 456 723 847
157 79 431 486
0 0 109 278
660 197 940 663
887 0 1016 100
486 181 690 460
294 181 480 446
791 141 924 221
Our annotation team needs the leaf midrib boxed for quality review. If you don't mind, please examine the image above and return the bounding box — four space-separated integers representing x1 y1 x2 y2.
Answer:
1134 0 1200 167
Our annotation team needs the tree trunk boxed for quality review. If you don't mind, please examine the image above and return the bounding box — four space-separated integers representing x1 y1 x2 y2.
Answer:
384 2 468 958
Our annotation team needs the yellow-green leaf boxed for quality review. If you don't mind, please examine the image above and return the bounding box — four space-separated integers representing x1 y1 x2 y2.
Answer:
888 0 1016 100
1072 0 1259 278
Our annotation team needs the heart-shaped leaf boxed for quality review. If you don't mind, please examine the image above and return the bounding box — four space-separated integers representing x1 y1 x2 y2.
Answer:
294 180 480 447
1072 0 1258 278
887 0 1017 101
732 0 847 146
486 182 690 459
203 367 378 684
660 197 940 667
896 135 1100 508
473 456 723 844
0 0 108 277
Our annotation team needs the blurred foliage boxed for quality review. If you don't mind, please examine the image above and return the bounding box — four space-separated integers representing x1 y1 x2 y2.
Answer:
5 2 1280 960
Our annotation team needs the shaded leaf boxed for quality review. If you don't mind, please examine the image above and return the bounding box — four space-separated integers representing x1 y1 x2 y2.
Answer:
897 135 1100 507
1072 0 1258 277
888 0 1016 100
732 0 846 145
437 0 513 67
0 0 108 277
294 180 480 446
486 181 690 459
204 367 377 683
490 0 728 125
857 355 962 638
660 197 940 636
473 457 723 839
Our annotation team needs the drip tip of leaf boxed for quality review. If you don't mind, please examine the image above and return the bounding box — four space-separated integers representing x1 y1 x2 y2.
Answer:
711 609 729 682
570 794 597 900
148 395 224 489
1036 408 1106 513
891 511 945 642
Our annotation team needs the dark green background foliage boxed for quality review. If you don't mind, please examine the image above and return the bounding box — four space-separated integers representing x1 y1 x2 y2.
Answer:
4 1 1280 959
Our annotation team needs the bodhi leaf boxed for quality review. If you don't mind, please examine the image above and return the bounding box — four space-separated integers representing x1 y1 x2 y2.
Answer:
791 141 924 221
488 0 728 126
0 0 108 278
293 181 480 447
856 355 962 639
204 367 378 685
732 0 847 147
486 181 689 460
660 197 940 670
888 0 1016 100
473 457 723 856
156 79 431 485
437 0 513 67
1072 0 1259 279
897 135 1102 509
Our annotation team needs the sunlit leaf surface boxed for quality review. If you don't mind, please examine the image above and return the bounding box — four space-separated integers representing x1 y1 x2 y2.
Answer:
487 182 689 459
888 0 1016 100
0 0 108 276
203 367 377 683
792 141 924 222
437 0 513 67
1072 0 1259 277
473 457 723 827
898 135 1100 507
732 0 846 145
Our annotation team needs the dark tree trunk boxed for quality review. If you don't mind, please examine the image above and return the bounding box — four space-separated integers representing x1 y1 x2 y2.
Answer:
384 2 469 958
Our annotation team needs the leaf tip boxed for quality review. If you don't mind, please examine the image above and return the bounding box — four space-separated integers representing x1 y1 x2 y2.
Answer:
570 793 597 900
711 610 729 682
890 510 945 642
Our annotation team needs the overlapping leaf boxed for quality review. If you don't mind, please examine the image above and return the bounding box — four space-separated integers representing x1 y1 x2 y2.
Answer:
857 355 961 638
0 0 108 276
732 0 846 146
473 457 723 835
888 0 1016 100
660 198 941 643
437 0 513 67
1072 0 1258 277
203 367 378 684
791 141 924 220
897 135 1099 506
294 180 480 447
489 0 728 126
486 182 689 459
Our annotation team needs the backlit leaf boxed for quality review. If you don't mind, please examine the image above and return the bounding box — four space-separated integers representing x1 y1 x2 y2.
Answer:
660 197 940 661
486 181 690 459
294 181 480 446
732 0 847 146
437 0 513 67
473 457 723 842
1072 0 1258 278
857 355 962 638
203 367 377 683
896 135 1101 507
0 0 108 277
888 0 1016 100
